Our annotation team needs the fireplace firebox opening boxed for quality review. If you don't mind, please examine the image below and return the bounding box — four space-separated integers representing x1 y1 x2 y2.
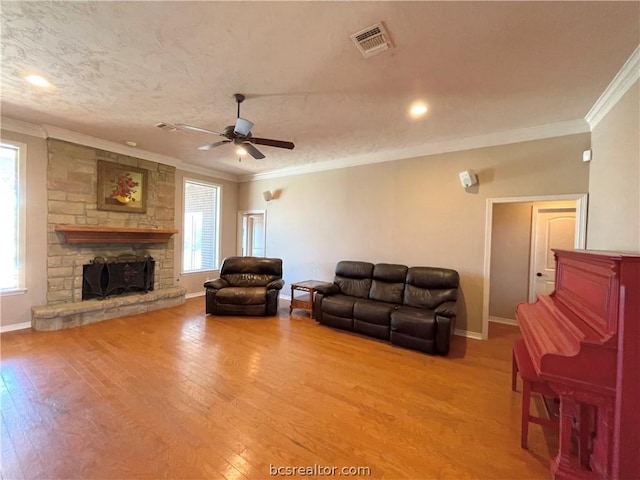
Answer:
82 255 155 300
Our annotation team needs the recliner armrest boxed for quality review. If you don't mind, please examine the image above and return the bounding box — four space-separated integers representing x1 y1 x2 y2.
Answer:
204 278 229 290
315 283 340 296
435 301 457 317
266 279 285 290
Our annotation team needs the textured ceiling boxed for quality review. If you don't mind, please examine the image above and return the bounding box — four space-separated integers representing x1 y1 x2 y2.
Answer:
1 1 639 178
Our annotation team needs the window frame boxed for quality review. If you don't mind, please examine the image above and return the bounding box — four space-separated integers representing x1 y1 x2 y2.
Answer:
181 178 222 275
0 140 27 295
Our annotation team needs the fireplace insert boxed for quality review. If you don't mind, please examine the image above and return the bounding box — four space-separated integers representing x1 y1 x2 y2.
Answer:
82 255 155 300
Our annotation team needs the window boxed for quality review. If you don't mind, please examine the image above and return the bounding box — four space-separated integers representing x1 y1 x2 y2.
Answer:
182 179 220 273
0 141 26 293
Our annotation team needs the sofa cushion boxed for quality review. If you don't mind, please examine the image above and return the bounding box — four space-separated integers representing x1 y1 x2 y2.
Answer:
403 267 459 309
373 263 408 283
215 286 267 305
223 273 274 287
221 256 283 276
390 306 436 338
406 267 459 289
353 299 396 325
390 332 436 354
336 260 374 278
334 261 374 299
354 320 390 340
322 314 354 331
220 256 283 287
322 294 357 318
369 263 407 304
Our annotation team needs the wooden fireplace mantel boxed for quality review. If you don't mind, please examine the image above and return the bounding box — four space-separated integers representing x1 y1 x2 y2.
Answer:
55 225 178 244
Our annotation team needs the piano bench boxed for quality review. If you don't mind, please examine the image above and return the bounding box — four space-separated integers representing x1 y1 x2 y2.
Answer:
512 338 559 449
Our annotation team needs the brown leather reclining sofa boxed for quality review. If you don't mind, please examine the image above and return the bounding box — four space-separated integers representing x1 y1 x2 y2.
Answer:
313 261 459 355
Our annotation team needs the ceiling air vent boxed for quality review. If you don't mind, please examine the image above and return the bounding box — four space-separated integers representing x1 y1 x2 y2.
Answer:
351 23 392 58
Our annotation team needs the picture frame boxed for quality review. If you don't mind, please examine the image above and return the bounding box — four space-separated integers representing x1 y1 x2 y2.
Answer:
97 160 148 213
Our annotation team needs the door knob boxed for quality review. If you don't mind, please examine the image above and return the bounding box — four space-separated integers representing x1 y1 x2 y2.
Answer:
536 272 544 277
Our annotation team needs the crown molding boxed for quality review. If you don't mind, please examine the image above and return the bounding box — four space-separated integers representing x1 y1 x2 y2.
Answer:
42 124 240 182
0 117 47 138
173 161 238 183
585 45 640 129
241 118 590 182
2 112 593 186
1 118 239 182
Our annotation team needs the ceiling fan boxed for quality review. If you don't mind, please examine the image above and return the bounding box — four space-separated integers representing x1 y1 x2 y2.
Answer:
176 93 295 160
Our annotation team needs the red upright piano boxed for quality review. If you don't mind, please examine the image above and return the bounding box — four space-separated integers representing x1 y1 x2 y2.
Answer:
516 249 640 479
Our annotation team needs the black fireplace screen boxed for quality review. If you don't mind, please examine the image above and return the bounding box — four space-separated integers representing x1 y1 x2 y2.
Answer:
82 255 155 300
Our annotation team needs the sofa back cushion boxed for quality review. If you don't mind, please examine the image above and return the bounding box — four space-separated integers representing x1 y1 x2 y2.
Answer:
221 256 283 287
334 261 374 299
403 267 459 309
369 263 408 304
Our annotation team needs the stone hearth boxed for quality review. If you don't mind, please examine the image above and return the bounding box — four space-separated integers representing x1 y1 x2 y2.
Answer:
32 286 186 331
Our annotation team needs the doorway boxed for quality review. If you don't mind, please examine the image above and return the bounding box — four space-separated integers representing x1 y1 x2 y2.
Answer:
482 194 587 340
528 204 576 302
237 210 266 257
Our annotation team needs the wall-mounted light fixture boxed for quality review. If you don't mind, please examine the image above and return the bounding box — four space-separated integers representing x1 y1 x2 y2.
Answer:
263 190 274 202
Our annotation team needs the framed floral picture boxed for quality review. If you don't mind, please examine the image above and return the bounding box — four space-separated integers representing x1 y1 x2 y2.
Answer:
97 160 148 213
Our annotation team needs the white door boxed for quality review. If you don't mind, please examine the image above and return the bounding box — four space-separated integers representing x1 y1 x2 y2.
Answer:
248 215 265 257
237 210 266 257
528 206 576 301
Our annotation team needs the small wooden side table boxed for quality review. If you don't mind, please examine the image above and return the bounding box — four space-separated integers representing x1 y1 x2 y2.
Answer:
290 280 332 318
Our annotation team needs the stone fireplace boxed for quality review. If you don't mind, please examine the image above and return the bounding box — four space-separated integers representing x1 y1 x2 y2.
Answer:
31 139 186 331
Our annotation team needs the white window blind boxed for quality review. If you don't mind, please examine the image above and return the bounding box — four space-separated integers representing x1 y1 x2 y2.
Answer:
182 180 220 273
0 142 25 292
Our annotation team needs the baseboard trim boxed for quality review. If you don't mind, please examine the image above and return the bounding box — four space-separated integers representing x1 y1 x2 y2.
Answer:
489 316 518 326
0 322 32 333
185 291 205 299
454 329 484 340
280 293 292 301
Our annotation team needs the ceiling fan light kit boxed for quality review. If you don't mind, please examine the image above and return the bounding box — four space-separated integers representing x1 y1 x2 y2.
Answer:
170 93 295 160
234 118 253 136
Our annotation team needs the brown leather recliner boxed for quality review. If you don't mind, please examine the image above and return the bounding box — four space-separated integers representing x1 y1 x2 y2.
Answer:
204 256 284 316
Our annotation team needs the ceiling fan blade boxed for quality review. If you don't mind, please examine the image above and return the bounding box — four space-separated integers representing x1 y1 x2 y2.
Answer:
176 124 223 135
243 142 266 160
234 118 254 137
198 140 231 151
250 137 295 150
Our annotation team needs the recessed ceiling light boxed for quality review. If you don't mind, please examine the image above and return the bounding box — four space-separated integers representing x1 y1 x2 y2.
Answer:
409 102 428 118
125 141 137 147
25 74 52 88
236 147 247 156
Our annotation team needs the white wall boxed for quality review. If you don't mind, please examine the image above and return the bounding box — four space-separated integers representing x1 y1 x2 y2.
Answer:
239 133 591 335
587 80 640 251
0 130 48 329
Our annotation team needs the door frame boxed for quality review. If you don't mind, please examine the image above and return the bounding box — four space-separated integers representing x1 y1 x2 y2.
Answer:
481 193 587 340
237 209 267 257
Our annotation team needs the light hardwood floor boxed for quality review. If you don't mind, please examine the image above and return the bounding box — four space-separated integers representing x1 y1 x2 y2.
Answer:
1 298 555 479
